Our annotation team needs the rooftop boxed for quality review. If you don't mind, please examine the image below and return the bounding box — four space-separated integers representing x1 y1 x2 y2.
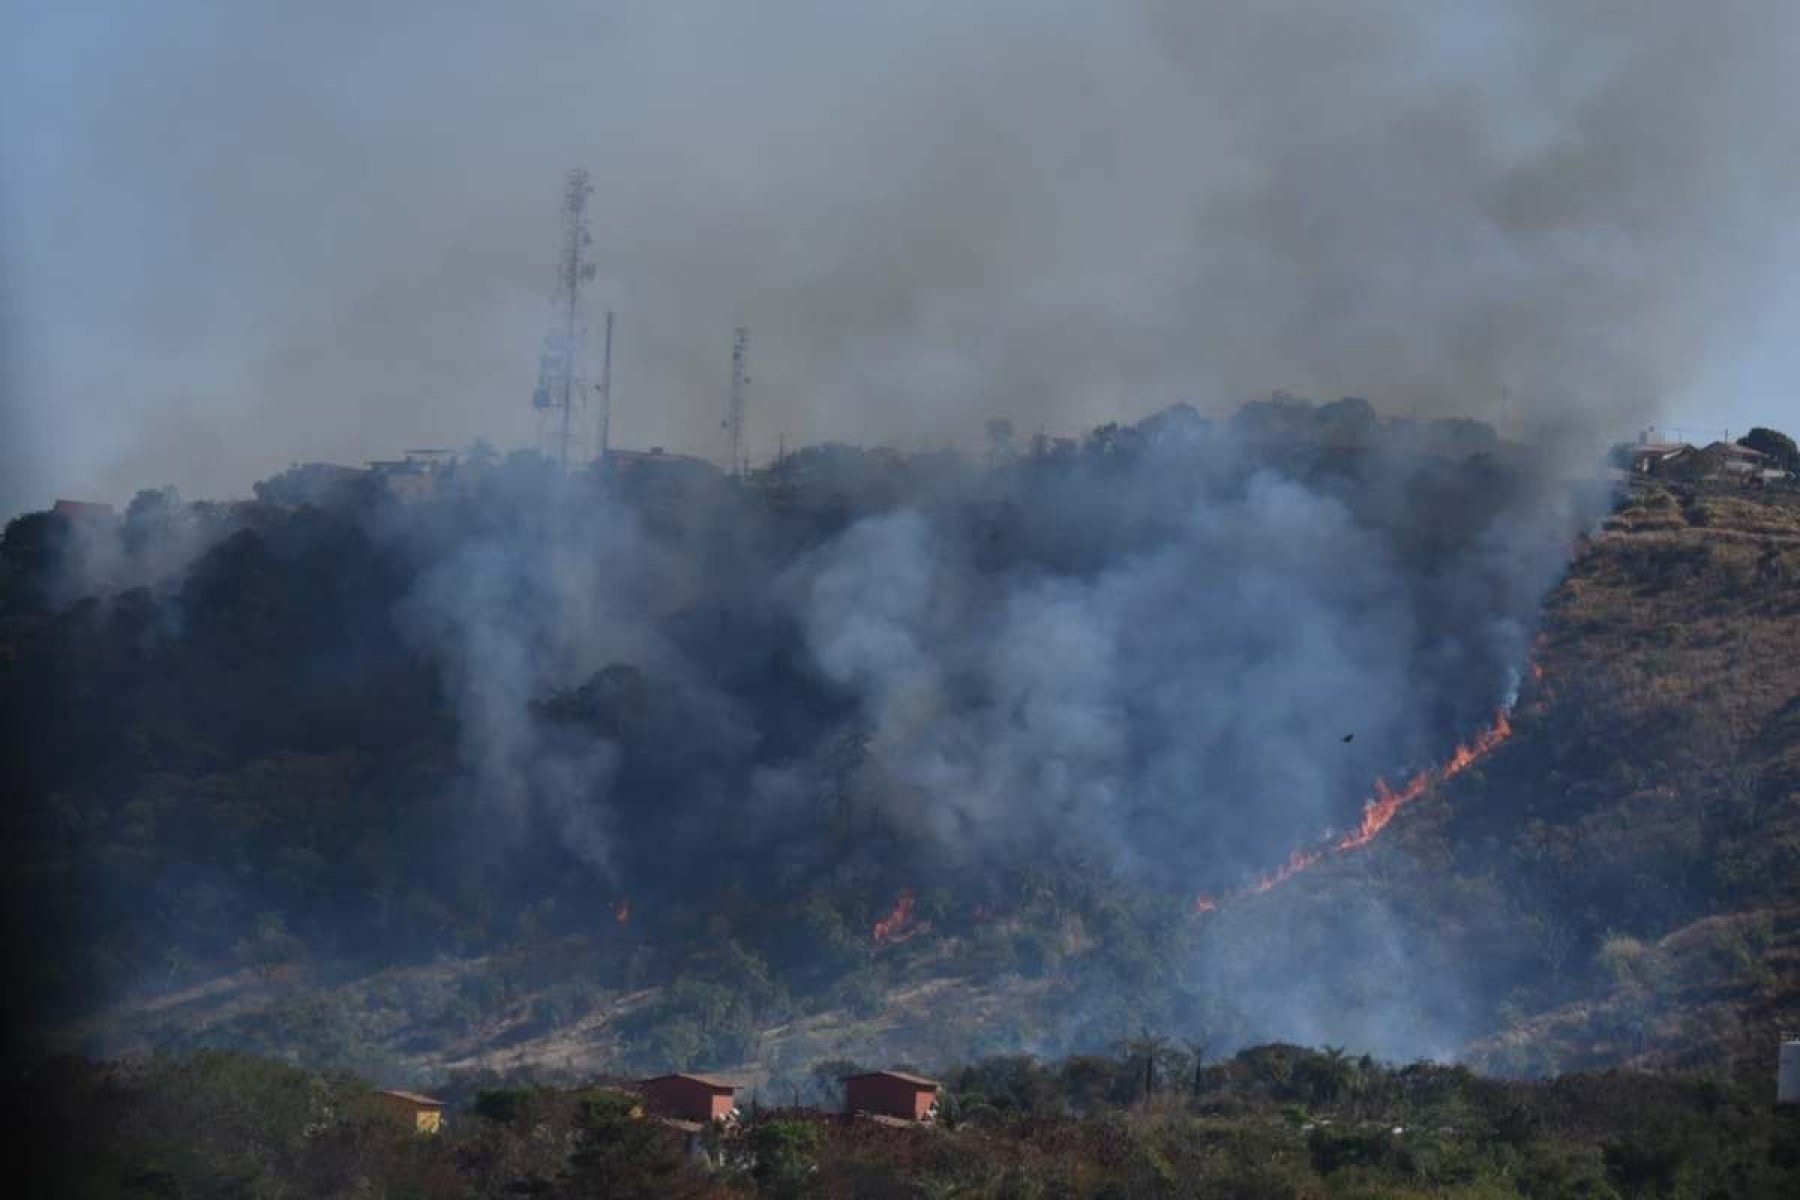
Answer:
378 1089 445 1108
843 1070 941 1089
640 1073 739 1092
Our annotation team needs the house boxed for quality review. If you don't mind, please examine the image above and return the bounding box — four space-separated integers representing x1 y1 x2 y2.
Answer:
376 1089 445 1134
1653 440 1780 484
598 447 722 501
639 1073 741 1126
369 451 457 503
1706 441 1771 477
1627 441 1691 475
842 1070 941 1122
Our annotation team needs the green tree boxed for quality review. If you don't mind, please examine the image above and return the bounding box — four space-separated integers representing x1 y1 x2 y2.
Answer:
748 1118 824 1198
1738 425 1799 471
1295 1046 1359 1107
559 1091 695 1200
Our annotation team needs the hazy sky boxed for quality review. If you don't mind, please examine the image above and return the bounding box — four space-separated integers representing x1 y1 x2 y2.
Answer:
4 1 1797 516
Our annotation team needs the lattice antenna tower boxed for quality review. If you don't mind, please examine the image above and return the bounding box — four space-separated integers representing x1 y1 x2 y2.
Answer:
723 326 750 476
530 169 597 469
593 311 615 463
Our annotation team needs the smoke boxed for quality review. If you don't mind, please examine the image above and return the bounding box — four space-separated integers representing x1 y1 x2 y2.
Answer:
6 0 1792 1067
1 389 1613 1066
338 410 1575 910
792 471 1418 880
391 466 706 876
7 2 1800 518
778 423 1581 900
338 409 1597 1060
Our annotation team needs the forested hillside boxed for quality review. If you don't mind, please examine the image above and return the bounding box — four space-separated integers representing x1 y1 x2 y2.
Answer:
3 401 1795 1093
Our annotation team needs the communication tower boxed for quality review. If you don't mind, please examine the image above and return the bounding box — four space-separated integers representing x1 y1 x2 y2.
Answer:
722 326 750 476
594 310 615 463
530 169 597 469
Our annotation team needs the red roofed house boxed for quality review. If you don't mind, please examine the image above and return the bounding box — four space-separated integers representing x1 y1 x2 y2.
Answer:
843 1070 941 1122
639 1074 740 1126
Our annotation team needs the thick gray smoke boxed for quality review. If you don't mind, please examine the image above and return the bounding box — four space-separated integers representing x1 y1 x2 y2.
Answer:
792 471 1421 877
6 1 1800 518
317 406 1597 1061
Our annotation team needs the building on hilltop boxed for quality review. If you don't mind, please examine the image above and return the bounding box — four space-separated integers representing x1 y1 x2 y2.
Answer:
366 449 459 503
1620 426 1797 485
1625 440 1693 475
1701 440 1779 481
376 1089 445 1134
601 446 719 479
843 1070 941 1123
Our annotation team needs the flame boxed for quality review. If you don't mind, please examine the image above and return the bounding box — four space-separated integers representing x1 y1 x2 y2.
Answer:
1442 710 1511 779
1332 709 1511 853
1192 701 1519 917
873 888 916 943
1335 771 1429 852
615 898 631 925
1253 846 1325 893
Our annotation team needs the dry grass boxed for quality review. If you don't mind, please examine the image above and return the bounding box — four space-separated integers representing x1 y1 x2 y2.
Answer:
1468 478 1800 1074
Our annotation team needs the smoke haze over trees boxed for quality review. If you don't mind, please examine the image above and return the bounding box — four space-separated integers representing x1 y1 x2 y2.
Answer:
7 1 1800 515
1 404 1612 1067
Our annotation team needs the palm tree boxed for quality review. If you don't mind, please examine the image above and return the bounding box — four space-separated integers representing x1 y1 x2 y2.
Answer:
1308 1045 1358 1106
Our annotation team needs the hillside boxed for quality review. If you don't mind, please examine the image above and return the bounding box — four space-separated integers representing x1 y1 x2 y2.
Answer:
1464 479 1800 1075
4 407 1797 1094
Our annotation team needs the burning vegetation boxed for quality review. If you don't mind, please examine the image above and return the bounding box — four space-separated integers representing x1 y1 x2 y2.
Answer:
872 889 918 945
1 398 1619 1068
1200 705 1520 914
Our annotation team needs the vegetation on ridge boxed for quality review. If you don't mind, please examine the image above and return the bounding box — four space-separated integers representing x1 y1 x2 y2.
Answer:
12 1046 1799 1198
2 403 1796 1091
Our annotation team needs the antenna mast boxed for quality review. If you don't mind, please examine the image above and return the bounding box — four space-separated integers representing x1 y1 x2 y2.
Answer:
530 169 596 469
723 326 750 476
594 310 614 463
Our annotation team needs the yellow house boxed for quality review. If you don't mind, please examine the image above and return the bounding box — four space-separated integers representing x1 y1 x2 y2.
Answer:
376 1088 446 1134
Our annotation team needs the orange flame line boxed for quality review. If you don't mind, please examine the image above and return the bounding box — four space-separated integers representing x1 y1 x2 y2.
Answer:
1194 701 1518 916
1252 846 1325 893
